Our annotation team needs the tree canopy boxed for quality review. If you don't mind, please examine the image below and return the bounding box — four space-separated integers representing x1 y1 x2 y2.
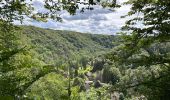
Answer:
105 0 170 99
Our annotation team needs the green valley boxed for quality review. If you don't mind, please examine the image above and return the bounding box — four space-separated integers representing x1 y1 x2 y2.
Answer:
1 0 170 99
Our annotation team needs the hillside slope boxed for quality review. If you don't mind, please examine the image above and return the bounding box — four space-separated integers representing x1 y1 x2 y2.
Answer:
21 26 116 64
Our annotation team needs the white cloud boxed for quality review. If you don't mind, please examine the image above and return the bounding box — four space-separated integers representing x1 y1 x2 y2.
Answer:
15 0 131 35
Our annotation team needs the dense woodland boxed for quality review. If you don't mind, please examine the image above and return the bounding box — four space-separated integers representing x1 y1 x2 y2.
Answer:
0 0 170 100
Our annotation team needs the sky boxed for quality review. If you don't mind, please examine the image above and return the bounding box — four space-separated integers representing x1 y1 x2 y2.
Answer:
16 0 131 35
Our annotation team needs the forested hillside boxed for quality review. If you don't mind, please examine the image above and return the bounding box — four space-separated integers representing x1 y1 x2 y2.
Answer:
21 26 116 64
